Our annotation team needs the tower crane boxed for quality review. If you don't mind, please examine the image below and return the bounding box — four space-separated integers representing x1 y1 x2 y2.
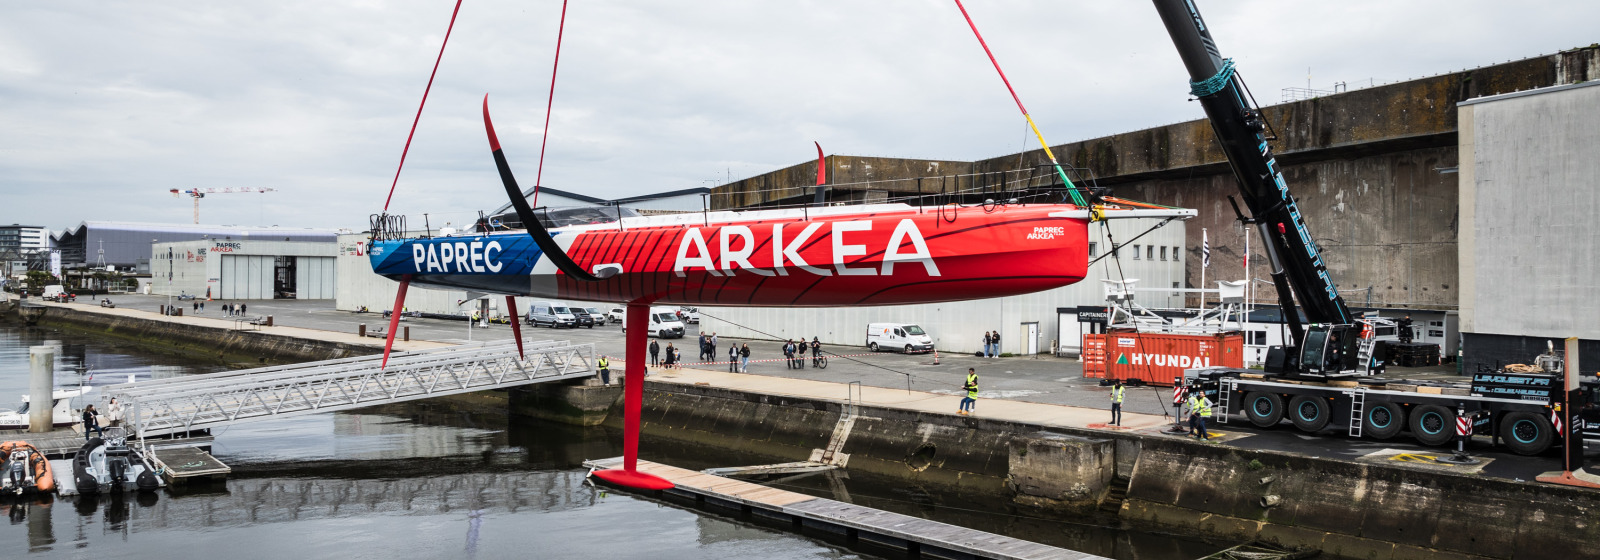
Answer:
169 188 277 224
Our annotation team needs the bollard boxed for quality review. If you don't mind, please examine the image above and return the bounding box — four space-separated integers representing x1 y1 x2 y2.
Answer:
266 315 273 327
358 324 367 337
404 326 410 342
29 346 54 433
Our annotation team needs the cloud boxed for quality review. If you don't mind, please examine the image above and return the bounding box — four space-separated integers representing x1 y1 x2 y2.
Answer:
2 0 1595 232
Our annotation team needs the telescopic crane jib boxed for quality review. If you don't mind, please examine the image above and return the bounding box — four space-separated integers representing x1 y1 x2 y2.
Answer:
169 187 278 225
1152 0 1358 377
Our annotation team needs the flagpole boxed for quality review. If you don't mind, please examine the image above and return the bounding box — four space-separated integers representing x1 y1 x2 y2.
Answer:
1199 228 1208 309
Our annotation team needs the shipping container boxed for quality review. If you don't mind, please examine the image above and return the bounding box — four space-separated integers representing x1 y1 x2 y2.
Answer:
1083 330 1244 385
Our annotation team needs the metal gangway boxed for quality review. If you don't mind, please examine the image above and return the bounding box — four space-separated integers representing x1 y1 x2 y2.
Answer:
103 339 595 439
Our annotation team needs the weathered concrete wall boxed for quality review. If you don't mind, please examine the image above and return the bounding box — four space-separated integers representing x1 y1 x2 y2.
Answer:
1460 82 1600 341
629 381 1600 560
27 306 378 364
509 379 621 426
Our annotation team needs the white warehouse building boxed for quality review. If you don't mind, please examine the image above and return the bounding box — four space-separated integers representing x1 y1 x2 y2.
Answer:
700 218 1188 356
150 239 337 299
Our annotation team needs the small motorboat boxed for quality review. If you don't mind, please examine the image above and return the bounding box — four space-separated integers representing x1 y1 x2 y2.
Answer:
73 436 161 494
0 442 55 496
0 387 92 430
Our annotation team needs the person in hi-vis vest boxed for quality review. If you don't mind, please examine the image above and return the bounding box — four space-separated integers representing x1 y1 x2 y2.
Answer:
1109 380 1125 426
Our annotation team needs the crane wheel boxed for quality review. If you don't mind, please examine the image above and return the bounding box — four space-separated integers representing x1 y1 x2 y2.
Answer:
1288 395 1330 432
1499 411 1553 456
1409 405 1456 446
1363 402 1406 440
1244 391 1284 428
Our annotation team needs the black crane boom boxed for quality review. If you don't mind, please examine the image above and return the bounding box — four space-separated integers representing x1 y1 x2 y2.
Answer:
1152 0 1352 343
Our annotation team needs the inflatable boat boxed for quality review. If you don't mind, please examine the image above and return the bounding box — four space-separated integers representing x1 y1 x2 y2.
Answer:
73 437 160 494
0 441 55 495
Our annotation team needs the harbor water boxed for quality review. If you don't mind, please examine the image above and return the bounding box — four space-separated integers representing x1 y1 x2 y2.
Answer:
0 323 1219 559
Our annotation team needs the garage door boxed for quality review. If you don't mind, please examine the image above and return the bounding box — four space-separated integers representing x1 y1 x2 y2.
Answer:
220 255 273 299
295 256 336 299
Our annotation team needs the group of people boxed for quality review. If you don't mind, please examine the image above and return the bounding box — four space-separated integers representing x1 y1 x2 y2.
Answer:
980 331 1001 357
648 340 683 369
727 343 751 372
697 332 720 361
782 337 822 369
79 398 124 441
189 301 249 316
1105 379 1212 439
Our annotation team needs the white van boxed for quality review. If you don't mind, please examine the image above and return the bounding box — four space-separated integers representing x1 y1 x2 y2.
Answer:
867 323 934 354
526 301 579 328
622 306 686 339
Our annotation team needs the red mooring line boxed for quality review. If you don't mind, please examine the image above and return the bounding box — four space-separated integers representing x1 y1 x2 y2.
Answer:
382 0 465 212
531 0 570 208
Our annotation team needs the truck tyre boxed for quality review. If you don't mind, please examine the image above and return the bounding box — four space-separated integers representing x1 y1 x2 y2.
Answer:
1500 411 1553 456
1244 392 1284 428
1288 395 1331 432
1363 402 1405 440
1410 405 1456 446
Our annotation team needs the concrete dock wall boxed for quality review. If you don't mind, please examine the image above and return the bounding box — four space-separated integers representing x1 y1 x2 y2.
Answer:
23 306 379 364
627 381 1600 560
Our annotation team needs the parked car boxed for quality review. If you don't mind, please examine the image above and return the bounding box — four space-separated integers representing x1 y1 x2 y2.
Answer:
584 307 608 326
569 307 596 328
526 301 578 328
677 307 700 324
606 307 625 324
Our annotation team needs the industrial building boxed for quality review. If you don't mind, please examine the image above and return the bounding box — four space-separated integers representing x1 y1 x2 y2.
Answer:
704 46 1599 367
0 224 52 276
150 238 337 299
1457 80 1600 371
54 221 340 273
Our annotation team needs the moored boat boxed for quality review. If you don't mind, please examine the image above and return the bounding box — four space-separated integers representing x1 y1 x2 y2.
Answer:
72 436 161 494
0 441 55 496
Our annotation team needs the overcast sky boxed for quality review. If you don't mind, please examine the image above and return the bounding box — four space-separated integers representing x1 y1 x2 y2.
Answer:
3 1 1595 233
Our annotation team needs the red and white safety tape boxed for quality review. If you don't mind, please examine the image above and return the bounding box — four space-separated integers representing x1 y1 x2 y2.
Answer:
661 353 879 368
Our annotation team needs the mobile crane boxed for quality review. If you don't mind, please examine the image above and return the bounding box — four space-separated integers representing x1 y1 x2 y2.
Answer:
1152 0 1598 455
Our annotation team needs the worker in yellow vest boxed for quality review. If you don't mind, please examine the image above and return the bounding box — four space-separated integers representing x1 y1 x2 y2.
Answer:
597 355 611 386
958 368 979 415
1186 391 1213 441
1109 380 1126 426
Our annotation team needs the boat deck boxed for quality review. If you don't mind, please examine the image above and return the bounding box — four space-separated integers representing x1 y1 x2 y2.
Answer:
583 457 1101 560
149 446 231 484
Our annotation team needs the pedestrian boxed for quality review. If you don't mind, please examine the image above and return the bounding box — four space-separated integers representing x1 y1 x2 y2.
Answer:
1109 379 1125 426
1187 391 1213 440
739 343 751 373
649 340 661 366
783 340 794 370
982 331 993 357
728 344 739 372
795 340 806 369
810 337 822 368
597 355 611 385
709 332 718 363
698 333 709 361
240 303 247 315
82 404 103 440
200 300 205 312
958 368 979 415
107 398 123 427
991 331 1001 358
663 343 676 369
1398 315 1415 344
193 301 198 312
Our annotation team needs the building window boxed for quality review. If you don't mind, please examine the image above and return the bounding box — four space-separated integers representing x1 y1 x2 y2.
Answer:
1132 245 1141 260
1147 246 1154 260
1173 247 1180 262
1248 331 1268 345
1428 320 1444 327
1160 246 1167 261
1088 242 1098 257
1428 330 1444 338
1172 281 1180 296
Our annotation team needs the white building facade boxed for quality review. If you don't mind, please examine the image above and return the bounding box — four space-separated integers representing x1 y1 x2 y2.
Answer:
700 218 1187 356
150 239 337 299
